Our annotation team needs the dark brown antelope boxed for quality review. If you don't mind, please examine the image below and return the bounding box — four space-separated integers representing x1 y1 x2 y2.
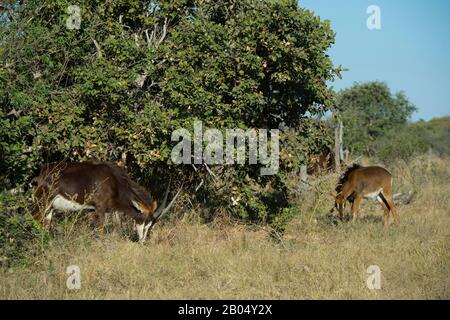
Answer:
332 164 398 226
30 161 181 243
307 149 335 176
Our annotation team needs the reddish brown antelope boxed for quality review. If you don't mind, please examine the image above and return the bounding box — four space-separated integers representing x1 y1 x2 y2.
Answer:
332 164 398 226
30 161 181 243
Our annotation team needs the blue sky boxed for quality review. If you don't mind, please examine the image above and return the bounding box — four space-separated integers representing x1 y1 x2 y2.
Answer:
299 0 450 121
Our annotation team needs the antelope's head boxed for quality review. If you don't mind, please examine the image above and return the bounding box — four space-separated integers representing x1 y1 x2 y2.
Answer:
132 179 183 244
334 193 345 216
132 199 158 222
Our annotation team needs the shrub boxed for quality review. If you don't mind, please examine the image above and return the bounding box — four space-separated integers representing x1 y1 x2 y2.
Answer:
1 0 340 230
0 191 48 268
371 117 450 163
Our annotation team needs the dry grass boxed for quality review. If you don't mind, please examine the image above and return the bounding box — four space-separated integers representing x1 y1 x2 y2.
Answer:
1 156 449 299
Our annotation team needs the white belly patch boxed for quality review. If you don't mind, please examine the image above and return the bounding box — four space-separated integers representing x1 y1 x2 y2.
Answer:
363 189 383 200
51 195 95 211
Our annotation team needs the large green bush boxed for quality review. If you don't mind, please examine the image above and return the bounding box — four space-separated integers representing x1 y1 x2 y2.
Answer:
1 0 340 229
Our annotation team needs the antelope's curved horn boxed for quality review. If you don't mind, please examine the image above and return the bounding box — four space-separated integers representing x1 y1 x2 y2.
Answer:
152 178 171 220
152 179 183 221
153 188 182 221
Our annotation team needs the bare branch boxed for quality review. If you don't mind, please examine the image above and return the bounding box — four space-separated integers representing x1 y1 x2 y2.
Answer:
144 29 151 49
91 38 102 59
144 17 170 49
158 17 168 45
151 178 183 222
204 163 220 186
195 179 204 192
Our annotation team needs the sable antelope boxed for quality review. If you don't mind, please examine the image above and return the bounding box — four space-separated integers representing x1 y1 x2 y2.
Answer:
308 149 335 176
332 164 398 226
30 161 181 243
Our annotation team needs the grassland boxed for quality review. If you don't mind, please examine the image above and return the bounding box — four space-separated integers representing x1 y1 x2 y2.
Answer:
0 156 449 299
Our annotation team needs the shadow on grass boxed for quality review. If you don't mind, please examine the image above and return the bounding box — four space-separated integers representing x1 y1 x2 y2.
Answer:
46 211 140 243
318 211 383 227
359 214 383 224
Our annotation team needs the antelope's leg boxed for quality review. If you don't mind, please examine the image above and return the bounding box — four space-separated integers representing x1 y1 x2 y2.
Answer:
341 201 348 220
30 187 44 223
377 195 390 227
92 207 106 233
351 195 362 223
30 198 44 223
44 209 54 227
339 206 344 221
112 211 122 228
42 196 57 227
385 194 399 225
31 202 46 225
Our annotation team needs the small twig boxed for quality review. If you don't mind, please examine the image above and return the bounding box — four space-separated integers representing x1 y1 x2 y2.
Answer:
8 7 16 23
158 17 168 45
393 191 414 205
204 163 221 186
255 225 287 250
344 156 362 166
195 179 204 192
91 38 102 59
144 29 151 49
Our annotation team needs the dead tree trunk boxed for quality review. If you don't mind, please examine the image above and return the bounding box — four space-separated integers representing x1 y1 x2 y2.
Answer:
339 121 344 161
299 165 309 191
334 120 343 171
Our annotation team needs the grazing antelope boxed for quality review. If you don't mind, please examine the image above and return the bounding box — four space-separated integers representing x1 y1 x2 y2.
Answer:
332 164 398 226
308 149 335 176
30 161 181 243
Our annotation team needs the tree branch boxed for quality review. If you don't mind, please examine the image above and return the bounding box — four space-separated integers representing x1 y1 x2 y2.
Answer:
158 17 168 45
91 38 102 59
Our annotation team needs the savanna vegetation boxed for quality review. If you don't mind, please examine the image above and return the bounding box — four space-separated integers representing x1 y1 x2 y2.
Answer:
0 0 341 229
0 0 449 299
335 82 449 163
1 155 449 299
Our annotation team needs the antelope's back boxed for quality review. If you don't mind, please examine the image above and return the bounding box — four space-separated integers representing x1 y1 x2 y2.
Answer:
58 162 118 195
353 166 393 188
357 166 392 178
32 162 122 198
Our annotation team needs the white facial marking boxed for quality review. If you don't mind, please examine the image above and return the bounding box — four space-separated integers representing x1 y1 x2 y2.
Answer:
142 221 153 242
51 195 95 211
132 200 145 214
136 222 145 243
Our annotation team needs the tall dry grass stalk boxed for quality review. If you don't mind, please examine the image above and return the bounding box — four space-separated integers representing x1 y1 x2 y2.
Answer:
1 156 449 299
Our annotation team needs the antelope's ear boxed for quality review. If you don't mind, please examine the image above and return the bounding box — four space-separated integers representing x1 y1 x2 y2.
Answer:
150 200 158 213
132 200 146 214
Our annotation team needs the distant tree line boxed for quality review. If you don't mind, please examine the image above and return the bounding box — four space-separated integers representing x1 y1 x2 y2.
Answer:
335 81 449 163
